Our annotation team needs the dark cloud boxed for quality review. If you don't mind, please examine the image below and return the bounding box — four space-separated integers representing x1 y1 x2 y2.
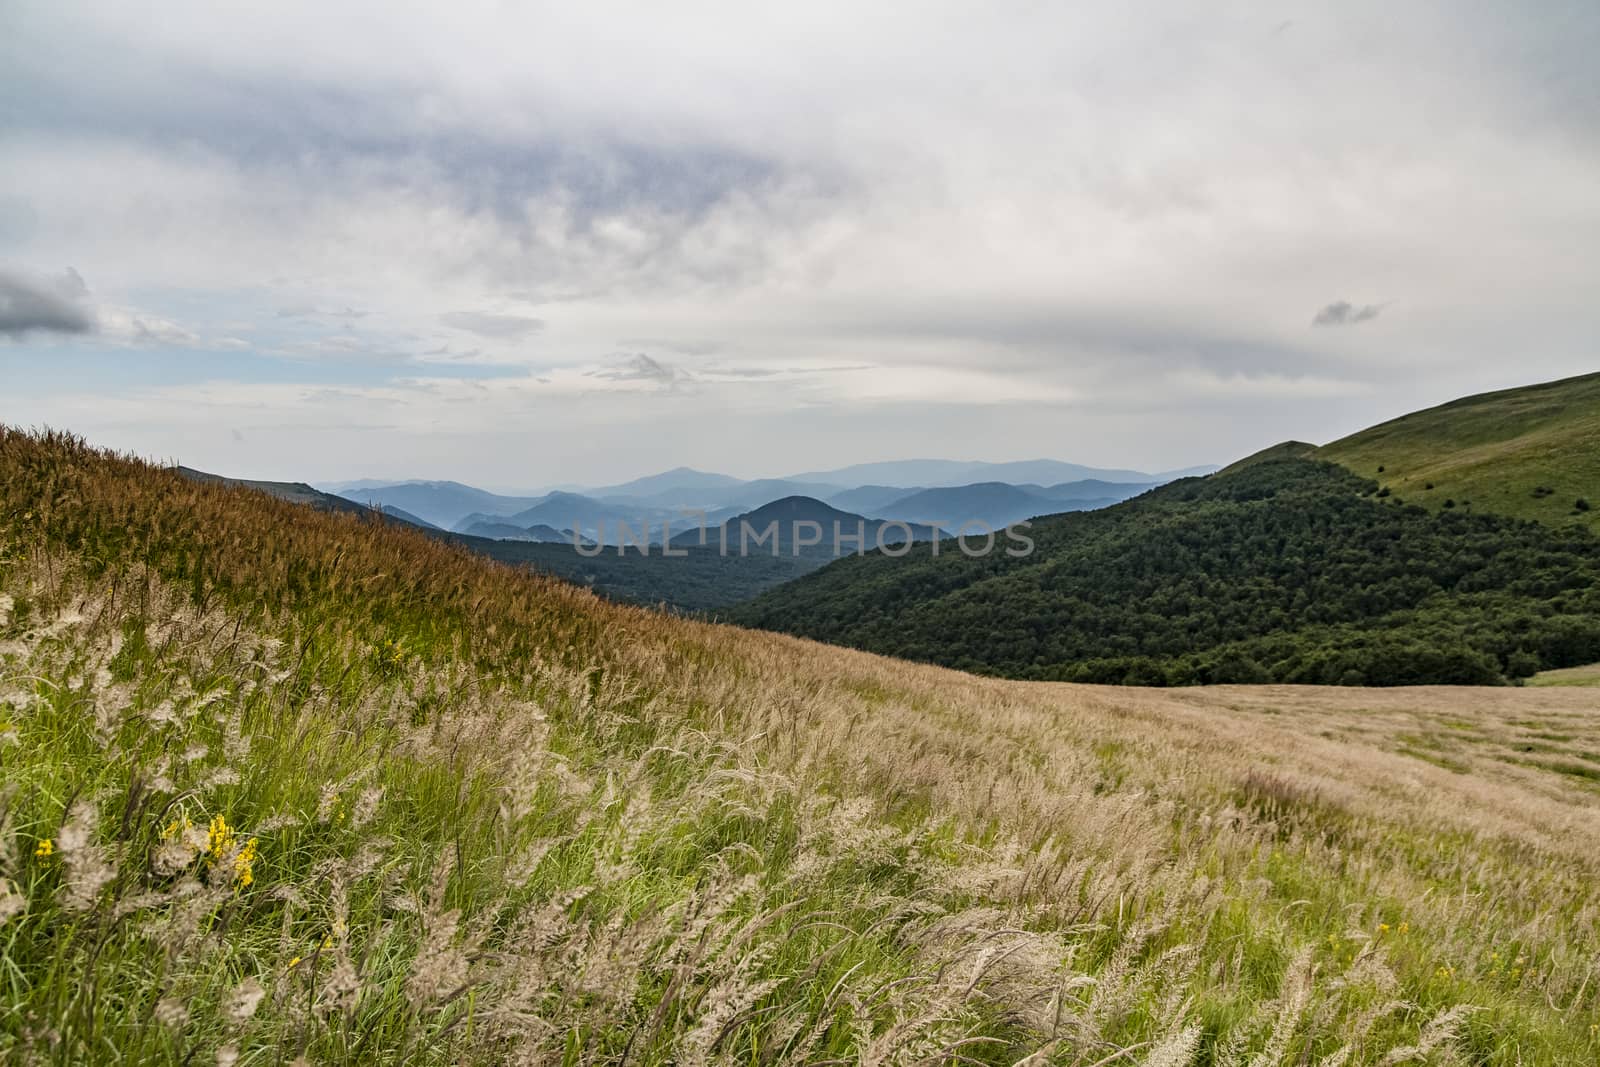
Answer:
1312 301 1383 327
590 353 687 387
0 267 94 338
439 310 544 340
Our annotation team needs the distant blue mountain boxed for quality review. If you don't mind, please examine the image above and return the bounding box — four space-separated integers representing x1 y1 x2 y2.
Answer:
337 481 542 528
786 458 1168 488
588 467 744 498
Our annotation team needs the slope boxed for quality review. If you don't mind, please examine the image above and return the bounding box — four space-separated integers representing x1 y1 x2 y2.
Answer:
3 428 1599 1063
178 466 442 533
1316 371 1600 532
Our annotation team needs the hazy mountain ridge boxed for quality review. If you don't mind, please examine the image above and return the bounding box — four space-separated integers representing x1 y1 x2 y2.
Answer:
322 457 1209 531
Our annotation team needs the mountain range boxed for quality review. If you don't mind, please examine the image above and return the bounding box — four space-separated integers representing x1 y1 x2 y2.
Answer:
324 460 1194 535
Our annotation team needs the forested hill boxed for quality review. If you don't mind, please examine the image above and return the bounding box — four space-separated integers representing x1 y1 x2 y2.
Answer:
729 458 1600 686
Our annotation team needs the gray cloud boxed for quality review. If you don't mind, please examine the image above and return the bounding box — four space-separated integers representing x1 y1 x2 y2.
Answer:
0 267 94 338
1312 301 1384 327
439 310 544 340
590 353 688 388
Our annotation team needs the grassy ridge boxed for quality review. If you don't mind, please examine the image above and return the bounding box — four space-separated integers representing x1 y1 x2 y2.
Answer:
1317 371 1600 532
3 428 1600 1063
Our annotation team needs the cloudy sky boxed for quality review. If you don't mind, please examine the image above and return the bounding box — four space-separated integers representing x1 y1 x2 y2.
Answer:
2 2 1596 487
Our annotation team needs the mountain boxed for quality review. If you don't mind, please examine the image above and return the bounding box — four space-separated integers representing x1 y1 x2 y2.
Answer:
869 482 1064 530
1315 371 1600 532
587 466 743 498
1217 441 1319 476
458 520 547 541
455 520 582 544
672 496 942 555
525 523 576 543
824 480 1157 526
606 478 844 512
1036 478 1160 503
731 456 1600 686
380 504 440 529
786 458 1173 488
1152 464 1223 480
337 480 542 528
824 484 923 514
500 491 662 539
7 427 1596 1062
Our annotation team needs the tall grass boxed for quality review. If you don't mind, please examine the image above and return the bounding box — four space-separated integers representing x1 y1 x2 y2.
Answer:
1 427 1598 1064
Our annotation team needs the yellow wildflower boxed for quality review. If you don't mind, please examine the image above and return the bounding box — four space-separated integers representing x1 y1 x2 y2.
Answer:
34 838 54 858
1378 923 1390 934
232 838 258 888
288 956 303 970
206 814 233 860
195 814 258 888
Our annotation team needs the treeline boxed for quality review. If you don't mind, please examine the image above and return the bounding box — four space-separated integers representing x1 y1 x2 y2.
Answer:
730 459 1600 686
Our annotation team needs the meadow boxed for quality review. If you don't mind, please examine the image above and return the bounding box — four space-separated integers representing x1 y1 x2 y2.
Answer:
2 429 1599 1064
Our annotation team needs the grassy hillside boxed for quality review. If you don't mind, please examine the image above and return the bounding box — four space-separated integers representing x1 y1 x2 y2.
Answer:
4 429 1600 1064
732 458 1600 686
1317 372 1600 532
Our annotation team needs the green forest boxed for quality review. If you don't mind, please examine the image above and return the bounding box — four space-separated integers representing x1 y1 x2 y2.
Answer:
448 535 822 612
730 458 1600 686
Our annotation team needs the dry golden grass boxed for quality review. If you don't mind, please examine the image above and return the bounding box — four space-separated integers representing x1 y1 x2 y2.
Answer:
3 427 1599 1064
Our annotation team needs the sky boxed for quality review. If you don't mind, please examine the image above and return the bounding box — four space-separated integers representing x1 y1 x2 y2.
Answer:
2 2 1597 488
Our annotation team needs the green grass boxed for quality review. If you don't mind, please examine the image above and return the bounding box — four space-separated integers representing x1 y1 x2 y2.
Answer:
1529 662 1600 687
1316 371 1600 532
